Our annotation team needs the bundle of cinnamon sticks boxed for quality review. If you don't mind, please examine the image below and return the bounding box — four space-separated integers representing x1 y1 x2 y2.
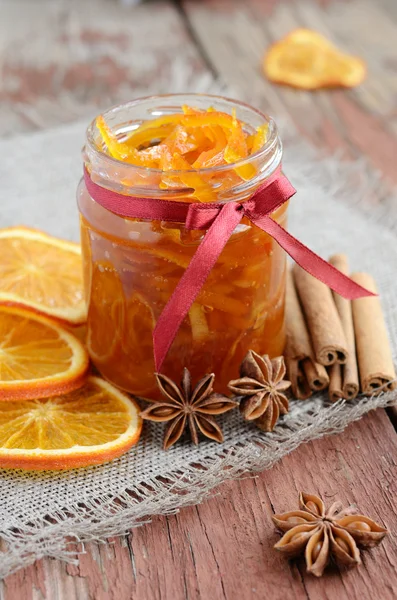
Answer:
284 254 396 401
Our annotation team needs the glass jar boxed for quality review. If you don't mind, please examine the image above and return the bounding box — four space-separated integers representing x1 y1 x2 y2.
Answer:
78 94 286 399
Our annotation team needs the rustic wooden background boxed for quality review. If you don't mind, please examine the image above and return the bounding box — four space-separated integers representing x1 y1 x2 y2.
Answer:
0 0 397 598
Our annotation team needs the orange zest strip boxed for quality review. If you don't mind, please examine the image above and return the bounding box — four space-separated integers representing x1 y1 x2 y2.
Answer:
250 124 269 154
170 154 215 202
124 114 182 146
95 105 270 201
224 110 256 181
96 116 145 164
124 124 175 150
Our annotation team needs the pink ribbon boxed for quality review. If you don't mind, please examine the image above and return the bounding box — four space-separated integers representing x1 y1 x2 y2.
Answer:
84 168 374 371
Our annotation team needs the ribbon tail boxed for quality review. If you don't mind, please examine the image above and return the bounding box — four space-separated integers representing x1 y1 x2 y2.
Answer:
249 214 376 300
153 202 244 372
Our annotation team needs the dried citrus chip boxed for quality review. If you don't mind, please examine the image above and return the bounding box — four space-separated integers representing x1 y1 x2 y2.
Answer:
0 227 86 325
286 29 334 49
0 306 89 401
0 377 142 470
264 28 366 89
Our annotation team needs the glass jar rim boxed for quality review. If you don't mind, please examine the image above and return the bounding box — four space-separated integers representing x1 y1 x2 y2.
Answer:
85 93 281 177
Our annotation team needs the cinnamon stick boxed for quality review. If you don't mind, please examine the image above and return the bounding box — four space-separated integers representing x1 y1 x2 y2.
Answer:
293 264 348 366
328 363 344 403
351 273 397 395
302 358 329 392
284 269 328 399
328 254 359 401
287 360 312 400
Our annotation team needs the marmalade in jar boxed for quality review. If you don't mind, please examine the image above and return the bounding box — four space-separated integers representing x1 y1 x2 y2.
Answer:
78 95 287 399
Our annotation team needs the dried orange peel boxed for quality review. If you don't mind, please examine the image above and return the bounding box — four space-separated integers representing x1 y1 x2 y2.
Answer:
264 28 366 90
95 106 269 202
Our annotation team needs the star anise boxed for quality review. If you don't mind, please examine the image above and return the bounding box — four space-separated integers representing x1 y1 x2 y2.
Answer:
140 368 238 450
228 351 291 431
273 492 388 577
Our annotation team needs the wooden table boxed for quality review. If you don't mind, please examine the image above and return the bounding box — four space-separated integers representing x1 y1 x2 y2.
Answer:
1 0 396 598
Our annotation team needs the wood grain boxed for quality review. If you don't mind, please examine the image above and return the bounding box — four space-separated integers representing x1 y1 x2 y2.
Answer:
182 0 397 183
0 0 211 135
2 411 396 600
1 0 397 598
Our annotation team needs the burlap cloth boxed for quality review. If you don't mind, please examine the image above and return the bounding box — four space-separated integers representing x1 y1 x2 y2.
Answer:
0 122 396 578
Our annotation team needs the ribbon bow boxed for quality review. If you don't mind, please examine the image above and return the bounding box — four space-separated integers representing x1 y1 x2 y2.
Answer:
84 168 373 372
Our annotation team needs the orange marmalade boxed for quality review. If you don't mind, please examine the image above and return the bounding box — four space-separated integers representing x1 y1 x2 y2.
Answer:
78 95 286 398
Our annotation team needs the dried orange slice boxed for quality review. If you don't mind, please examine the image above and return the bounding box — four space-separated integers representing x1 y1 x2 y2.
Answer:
0 227 86 325
264 28 366 90
0 377 142 470
0 306 89 401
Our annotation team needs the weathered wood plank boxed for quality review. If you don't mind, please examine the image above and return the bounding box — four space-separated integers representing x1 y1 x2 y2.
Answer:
289 0 397 181
2 411 396 600
182 0 397 182
0 0 213 136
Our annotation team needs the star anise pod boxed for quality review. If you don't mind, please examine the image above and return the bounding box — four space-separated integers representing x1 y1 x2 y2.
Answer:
273 492 388 577
228 351 291 431
140 368 238 450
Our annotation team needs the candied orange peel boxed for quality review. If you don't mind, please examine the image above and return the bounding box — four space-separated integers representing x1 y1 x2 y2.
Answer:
263 28 366 90
95 106 269 202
